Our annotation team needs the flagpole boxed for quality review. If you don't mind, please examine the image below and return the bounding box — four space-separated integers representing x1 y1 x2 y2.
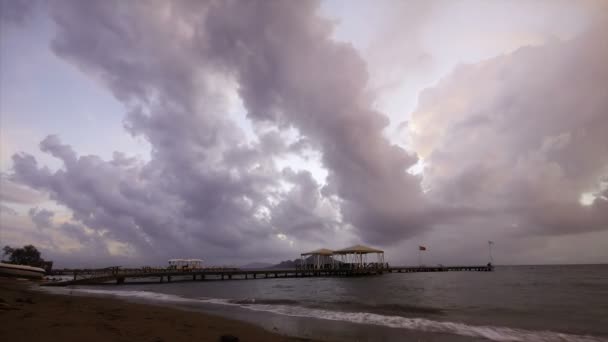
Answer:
488 241 494 263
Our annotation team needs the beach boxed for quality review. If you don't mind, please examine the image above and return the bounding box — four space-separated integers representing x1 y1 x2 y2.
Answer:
0 278 312 342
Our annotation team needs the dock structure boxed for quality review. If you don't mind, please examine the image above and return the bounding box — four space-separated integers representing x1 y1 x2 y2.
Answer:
43 244 493 286
388 265 492 273
43 267 383 286
299 245 386 270
43 265 492 286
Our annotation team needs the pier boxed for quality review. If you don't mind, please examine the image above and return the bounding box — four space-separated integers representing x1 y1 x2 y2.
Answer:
43 264 492 286
387 265 492 273
42 244 493 286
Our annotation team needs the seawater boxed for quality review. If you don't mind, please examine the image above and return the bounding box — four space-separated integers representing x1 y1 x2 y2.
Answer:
56 265 608 341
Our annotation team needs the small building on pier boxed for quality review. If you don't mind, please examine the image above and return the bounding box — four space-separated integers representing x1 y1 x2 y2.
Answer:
168 258 203 270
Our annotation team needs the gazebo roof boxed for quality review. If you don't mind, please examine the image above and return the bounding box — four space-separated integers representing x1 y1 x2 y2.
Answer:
301 248 334 256
332 244 384 254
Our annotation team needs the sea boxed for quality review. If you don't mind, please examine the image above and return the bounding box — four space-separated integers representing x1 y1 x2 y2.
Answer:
44 265 608 341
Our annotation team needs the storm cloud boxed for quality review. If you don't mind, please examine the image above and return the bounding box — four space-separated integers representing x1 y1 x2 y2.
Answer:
11 0 430 257
28 207 54 229
2 0 607 266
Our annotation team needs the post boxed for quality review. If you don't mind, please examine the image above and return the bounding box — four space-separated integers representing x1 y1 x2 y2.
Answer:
488 241 494 264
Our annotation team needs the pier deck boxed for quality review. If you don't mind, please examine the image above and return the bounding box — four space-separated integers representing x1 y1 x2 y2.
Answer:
43 265 492 286
388 265 492 273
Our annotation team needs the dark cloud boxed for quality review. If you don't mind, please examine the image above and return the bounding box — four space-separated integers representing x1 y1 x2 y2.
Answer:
28 207 54 229
9 0 363 264
0 0 38 25
270 168 342 243
33 0 431 254
198 0 428 244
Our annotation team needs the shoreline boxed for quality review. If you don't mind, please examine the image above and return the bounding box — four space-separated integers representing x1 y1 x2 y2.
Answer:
4 274 606 342
0 278 316 342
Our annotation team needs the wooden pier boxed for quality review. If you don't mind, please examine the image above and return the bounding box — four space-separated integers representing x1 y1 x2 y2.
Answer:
387 265 493 273
43 265 492 286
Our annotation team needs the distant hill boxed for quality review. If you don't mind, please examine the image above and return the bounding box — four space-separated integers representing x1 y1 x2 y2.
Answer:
239 262 274 269
272 259 300 269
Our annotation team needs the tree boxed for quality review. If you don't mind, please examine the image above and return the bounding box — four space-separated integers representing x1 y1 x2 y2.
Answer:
2 244 52 271
2 245 14 257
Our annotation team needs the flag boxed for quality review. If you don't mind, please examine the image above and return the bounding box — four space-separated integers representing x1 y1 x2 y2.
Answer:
419 246 427 251
488 241 494 245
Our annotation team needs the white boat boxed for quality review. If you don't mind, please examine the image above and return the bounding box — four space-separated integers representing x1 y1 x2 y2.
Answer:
0 262 46 279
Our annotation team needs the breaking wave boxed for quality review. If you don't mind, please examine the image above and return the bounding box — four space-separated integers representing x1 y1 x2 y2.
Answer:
70 289 607 342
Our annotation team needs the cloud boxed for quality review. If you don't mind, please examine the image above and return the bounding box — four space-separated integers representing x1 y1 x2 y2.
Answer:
409 23 608 237
6 1 372 264
0 175 45 204
197 0 432 244
6 0 607 266
0 204 18 216
28 207 54 229
22 0 434 254
0 0 38 25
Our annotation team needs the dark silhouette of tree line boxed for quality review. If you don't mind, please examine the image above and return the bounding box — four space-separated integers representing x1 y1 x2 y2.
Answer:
2 244 53 272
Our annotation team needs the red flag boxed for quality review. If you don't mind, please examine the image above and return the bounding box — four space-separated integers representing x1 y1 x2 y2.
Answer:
419 246 427 251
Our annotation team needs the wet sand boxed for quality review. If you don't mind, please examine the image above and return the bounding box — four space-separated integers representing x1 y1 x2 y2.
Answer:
0 278 315 342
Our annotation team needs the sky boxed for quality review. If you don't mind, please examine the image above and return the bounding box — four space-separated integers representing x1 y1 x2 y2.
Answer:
1 0 607 268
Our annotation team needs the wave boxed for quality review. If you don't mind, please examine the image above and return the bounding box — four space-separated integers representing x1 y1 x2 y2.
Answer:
225 299 441 315
229 298 300 305
311 301 445 315
71 289 607 342
72 288 195 303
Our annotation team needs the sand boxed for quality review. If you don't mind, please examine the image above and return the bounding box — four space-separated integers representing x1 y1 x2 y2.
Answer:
0 278 315 342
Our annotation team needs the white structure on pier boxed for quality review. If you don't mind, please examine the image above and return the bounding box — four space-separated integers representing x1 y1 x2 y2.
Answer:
300 248 335 269
332 245 385 269
300 245 385 270
168 258 203 270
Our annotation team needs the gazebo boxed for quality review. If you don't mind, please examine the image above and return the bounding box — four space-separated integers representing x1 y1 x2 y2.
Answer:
300 248 335 270
332 245 385 270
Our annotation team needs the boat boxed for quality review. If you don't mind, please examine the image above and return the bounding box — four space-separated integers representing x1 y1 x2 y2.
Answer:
0 262 46 279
